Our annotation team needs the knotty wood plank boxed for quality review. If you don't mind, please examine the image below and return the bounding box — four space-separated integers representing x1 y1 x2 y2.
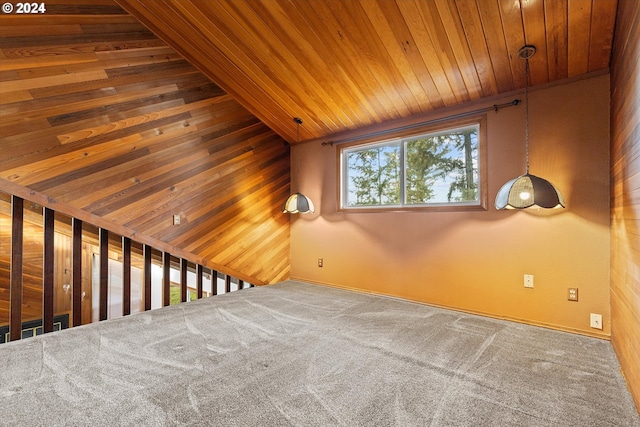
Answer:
588 0 617 71
497 0 526 88
567 0 592 77
520 0 549 85
434 0 483 100
544 0 569 81
454 0 499 96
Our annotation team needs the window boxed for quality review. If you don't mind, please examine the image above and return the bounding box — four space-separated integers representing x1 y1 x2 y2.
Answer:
340 118 486 210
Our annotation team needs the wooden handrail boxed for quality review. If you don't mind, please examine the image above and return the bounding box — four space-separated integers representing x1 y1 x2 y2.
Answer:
0 188 255 342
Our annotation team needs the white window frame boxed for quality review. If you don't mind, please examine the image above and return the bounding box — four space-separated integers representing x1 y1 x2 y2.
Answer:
338 116 487 212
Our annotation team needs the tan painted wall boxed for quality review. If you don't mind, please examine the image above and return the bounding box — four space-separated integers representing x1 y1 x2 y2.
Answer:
290 74 611 338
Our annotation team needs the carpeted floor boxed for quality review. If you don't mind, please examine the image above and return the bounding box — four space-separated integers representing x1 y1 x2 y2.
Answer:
0 280 638 426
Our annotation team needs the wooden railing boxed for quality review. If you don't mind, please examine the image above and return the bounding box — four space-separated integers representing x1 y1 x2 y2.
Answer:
2 193 254 343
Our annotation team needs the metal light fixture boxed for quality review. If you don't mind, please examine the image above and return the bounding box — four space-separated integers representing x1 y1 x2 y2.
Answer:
495 45 565 210
283 117 315 214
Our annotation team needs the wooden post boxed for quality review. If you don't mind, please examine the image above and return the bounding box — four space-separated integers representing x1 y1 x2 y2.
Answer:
181 259 187 302
122 237 131 316
144 245 152 311
99 229 108 321
9 196 23 342
72 218 82 327
196 264 203 299
43 208 54 333
163 252 171 307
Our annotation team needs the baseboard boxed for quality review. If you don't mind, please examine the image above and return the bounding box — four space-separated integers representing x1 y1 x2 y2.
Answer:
288 277 611 341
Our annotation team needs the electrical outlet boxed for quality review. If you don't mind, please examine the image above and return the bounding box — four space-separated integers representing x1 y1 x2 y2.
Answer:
568 288 578 301
590 313 603 330
524 274 534 288
317 258 323 268
173 214 180 225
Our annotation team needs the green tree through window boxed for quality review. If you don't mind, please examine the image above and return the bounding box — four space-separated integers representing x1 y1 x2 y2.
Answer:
346 144 400 206
342 123 480 209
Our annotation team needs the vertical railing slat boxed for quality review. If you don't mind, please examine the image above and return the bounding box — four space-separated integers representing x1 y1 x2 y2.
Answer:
225 275 231 293
163 252 170 307
99 229 108 321
122 237 131 316
9 196 24 342
196 264 203 299
72 218 82 327
43 208 55 334
181 258 187 302
144 245 152 311
211 270 218 296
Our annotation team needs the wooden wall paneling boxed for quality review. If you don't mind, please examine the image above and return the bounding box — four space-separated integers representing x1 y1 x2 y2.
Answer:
178 151 289 252
72 218 82 327
143 244 151 311
122 236 131 316
0 2 290 286
610 0 640 411
20 202 44 323
99 228 108 321
0 195 12 325
42 207 54 333
9 196 23 341
162 251 170 307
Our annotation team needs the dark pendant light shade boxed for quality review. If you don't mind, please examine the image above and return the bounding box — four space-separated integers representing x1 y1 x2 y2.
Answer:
495 173 565 210
495 45 565 211
283 117 315 214
283 192 315 214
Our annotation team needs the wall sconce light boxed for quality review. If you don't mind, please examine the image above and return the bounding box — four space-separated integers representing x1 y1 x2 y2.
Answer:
495 45 565 210
283 117 315 214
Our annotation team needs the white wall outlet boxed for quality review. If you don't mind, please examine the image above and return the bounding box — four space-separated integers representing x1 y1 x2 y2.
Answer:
590 313 603 330
173 214 180 225
524 274 534 288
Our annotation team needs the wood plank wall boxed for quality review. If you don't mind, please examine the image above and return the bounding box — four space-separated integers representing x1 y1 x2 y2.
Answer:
0 1 291 287
610 0 640 410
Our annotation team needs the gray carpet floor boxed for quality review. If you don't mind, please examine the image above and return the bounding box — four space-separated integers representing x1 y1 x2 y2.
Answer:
0 280 638 426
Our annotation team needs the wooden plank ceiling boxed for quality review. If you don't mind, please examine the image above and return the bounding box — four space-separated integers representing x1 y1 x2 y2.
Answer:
0 0 291 285
114 0 618 144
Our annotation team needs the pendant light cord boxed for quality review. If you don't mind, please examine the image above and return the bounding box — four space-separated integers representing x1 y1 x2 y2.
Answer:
524 53 530 174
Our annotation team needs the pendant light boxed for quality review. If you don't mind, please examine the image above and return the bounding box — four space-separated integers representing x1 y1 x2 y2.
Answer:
283 117 315 214
495 45 565 210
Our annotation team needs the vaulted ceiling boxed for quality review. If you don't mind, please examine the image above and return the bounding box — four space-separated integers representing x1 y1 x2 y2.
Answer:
115 0 618 144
